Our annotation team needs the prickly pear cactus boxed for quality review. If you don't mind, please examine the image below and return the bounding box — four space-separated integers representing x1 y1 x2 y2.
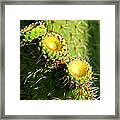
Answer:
20 20 100 100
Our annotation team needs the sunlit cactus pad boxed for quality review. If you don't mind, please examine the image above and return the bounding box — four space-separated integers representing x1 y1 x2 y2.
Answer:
20 20 100 100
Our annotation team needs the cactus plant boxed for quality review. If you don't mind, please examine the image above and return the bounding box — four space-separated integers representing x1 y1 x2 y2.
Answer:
20 20 100 100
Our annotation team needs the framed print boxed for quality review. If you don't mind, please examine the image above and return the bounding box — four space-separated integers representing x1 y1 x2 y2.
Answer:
0 0 120 119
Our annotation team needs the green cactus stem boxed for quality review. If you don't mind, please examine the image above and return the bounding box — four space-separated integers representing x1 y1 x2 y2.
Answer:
20 21 47 43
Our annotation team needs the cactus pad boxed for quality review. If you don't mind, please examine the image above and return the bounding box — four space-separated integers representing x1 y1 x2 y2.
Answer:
20 21 47 42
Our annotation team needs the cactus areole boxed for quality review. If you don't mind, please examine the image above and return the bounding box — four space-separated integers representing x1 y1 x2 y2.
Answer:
68 60 91 78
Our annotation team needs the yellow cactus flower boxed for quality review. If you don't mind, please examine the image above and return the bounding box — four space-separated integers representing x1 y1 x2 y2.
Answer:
68 59 93 79
43 36 62 51
42 32 67 60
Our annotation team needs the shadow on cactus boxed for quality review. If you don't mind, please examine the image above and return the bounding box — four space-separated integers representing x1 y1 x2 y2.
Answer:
20 20 100 100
